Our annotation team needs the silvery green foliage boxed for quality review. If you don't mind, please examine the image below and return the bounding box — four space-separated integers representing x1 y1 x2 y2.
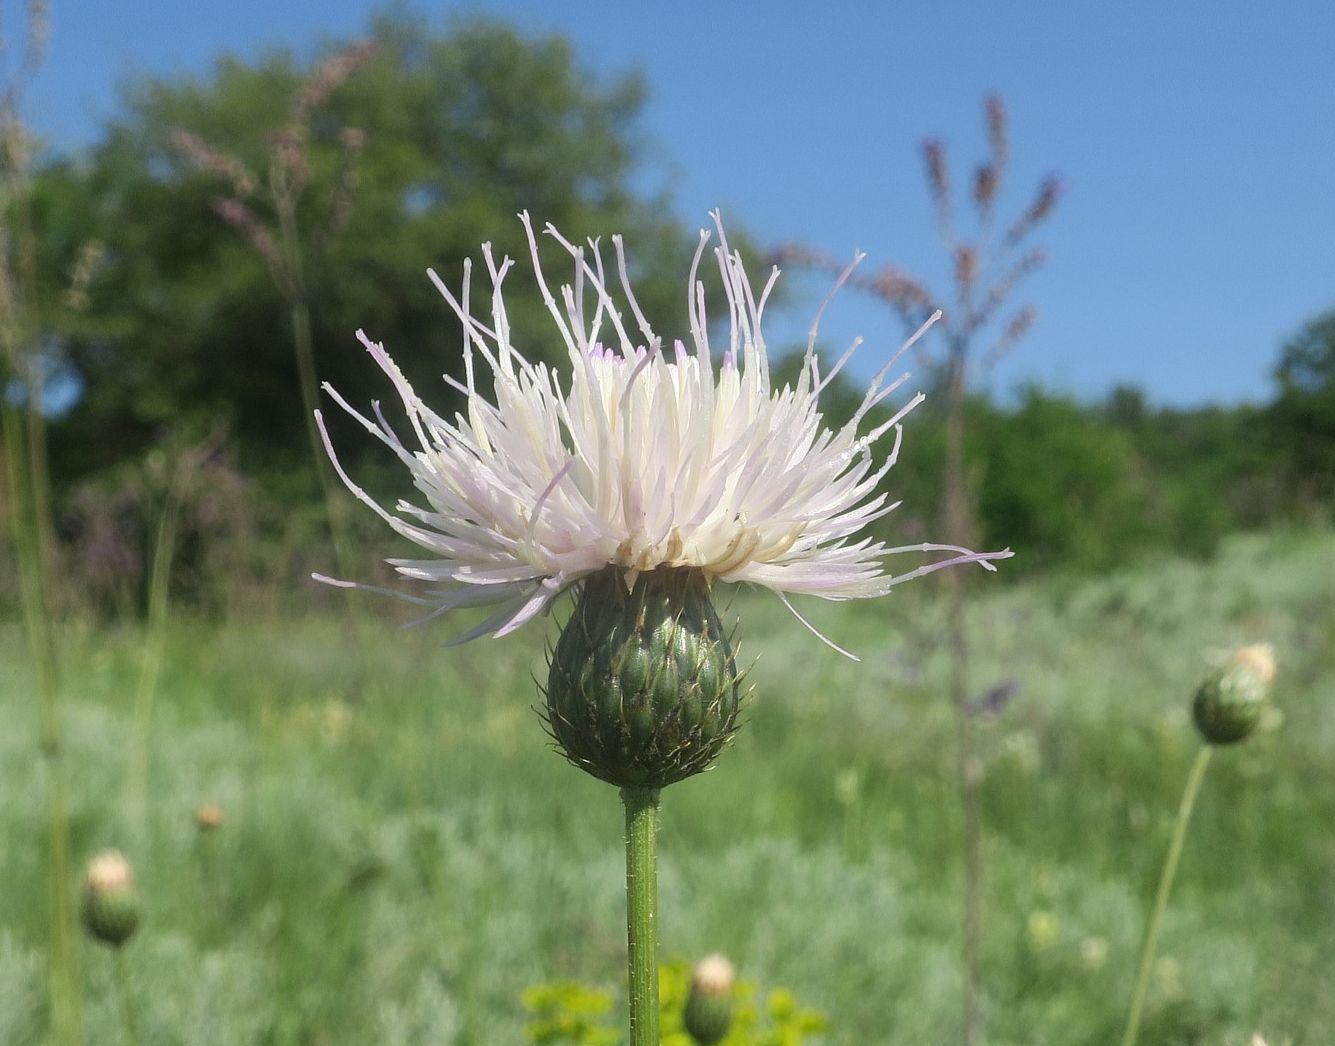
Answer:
0 935 43 1046
0 530 1330 1041
378 972 461 1045
126 935 274 1045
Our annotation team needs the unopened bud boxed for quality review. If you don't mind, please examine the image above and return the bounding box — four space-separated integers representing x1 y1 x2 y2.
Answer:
195 803 224 832
1192 644 1275 745
81 850 141 947
544 566 741 789
683 954 735 1045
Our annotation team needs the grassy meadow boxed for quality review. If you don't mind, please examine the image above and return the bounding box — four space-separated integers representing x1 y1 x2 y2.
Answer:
2 528 1333 1044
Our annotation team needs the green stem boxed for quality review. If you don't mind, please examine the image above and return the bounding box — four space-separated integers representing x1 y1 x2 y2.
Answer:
1 66 82 1044
289 296 328 498
270 179 368 646
113 949 140 1046
3 399 81 1044
1121 745 1214 1046
127 471 184 835
942 337 982 1046
622 786 661 1046
273 181 352 580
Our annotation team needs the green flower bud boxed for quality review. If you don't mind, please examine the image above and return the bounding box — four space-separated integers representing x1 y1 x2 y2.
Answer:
81 850 141 948
1192 644 1275 745
683 954 735 1045
544 566 741 789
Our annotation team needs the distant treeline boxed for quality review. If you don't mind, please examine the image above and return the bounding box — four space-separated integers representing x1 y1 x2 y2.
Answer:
838 307 1335 574
11 11 1333 612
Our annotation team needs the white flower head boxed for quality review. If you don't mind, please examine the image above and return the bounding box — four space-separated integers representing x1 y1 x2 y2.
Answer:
316 212 1011 655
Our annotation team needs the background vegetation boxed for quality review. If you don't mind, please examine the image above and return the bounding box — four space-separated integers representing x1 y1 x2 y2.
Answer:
1 531 1331 1043
15 11 1333 613
4 6 1333 1045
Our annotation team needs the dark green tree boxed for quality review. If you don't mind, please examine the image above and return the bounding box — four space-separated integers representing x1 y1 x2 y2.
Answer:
1270 309 1335 501
973 387 1151 570
40 10 717 490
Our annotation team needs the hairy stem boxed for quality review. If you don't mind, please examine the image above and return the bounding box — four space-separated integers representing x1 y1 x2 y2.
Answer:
1121 746 1214 1046
622 786 661 1046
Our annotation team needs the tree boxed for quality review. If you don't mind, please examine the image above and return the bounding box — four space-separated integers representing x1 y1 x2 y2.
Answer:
39 11 717 490
1270 310 1335 500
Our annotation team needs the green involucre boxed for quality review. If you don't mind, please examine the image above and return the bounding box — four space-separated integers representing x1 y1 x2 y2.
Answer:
544 566 741 789
82 883 141 949
1192 656 1271 745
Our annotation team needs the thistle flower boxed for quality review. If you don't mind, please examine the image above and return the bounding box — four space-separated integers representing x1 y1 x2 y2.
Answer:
317 213 1010 656
321 215 1014 1041
320 215 1013 789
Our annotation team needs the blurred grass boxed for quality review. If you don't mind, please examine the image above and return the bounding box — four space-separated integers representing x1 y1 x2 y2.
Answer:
1 528 1332 1044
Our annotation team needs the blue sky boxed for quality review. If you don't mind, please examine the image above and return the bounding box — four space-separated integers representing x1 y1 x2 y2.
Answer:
27 1 1335 407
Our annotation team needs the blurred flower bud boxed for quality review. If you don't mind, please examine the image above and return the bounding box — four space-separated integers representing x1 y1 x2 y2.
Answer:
1029 175 1063 224
683 954 735 1045
1080 936 1108 969
954 245 978 289
921 137 950 225
1027 910 1059 950
195 803 224 832
1192 644 1275 745
81 850 141 948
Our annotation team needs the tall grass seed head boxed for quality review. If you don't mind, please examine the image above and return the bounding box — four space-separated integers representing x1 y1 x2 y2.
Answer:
683 954 735 1045
1192 643 1276 745
81 850 141 948
318 214 1012 784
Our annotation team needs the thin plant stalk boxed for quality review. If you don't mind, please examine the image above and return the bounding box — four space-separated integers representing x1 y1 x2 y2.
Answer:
1 400 81 1042
289 293 355 577
776 99 1058 1046
621 786 661 1046
1121 745 1214 1046
270 134 369 634
173 43 373 625
942 338 983 1046
113 950 140 1046
272 153 353 571
0 9 82 1037
126 468 185 834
